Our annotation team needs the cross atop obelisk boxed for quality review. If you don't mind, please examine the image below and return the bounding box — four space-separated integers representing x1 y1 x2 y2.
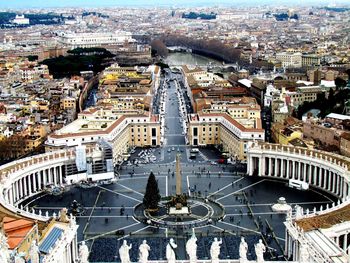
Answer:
176 154 182 196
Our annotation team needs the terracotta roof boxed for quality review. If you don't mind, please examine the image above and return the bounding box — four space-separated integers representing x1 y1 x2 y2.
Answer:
3 216 35 249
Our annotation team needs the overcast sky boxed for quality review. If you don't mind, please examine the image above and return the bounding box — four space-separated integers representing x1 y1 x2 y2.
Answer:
0 0 348 8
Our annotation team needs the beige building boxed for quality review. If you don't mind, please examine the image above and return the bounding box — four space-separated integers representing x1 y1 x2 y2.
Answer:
340 133 350 157
301 54 321 67
202 97 261 129
188 112 264 160
303 120 343 149
276 52 302 68
60 97 76 110
45 107 161 163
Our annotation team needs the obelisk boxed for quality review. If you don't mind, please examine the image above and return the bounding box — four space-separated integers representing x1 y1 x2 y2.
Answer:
176 154 182 195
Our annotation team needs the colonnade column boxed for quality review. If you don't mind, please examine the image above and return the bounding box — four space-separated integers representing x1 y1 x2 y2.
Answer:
292 161 295 179
281 158 285 178
14 181 18 202
343 234 348 251
339 177 343 198
19 178 23 199
313 166 318 187
10 187 14 205
23 177 28 197
53 167 57 186
342 181 347 199
43 169 47 186
57 166 62 185
28 175 32 196
248 156 253 175
274 158 278 177
327 170 331 192
258 157 263 176
32 173 36 193
16 180 20 201
268 157 272 176
38 171 42 190
309 164 313 184
332 172 336 193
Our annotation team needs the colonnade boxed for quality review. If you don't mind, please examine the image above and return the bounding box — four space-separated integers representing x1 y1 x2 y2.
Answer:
247 143 350 199
247 143 350 262
4 165 66 205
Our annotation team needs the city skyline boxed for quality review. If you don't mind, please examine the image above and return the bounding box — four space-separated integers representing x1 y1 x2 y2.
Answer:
0 0 349 262
0 0 349 8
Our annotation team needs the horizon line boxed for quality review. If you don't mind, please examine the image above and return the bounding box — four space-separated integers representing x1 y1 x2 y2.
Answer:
0 2 350 10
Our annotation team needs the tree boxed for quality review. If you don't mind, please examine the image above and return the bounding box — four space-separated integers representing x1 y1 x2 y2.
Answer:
150 39 169 57
143 172 161 211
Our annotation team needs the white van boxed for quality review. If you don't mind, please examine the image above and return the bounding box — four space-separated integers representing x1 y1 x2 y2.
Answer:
190 148 199 153
288 179 309 190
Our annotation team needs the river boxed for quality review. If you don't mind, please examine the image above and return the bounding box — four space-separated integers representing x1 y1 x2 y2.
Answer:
165 52 223 67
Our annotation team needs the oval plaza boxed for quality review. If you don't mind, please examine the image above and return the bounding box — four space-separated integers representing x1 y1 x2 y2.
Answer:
1 133 350 262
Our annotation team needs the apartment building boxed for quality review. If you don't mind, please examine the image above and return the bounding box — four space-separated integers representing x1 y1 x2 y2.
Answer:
45 107 161 163
276 52 302 68
188 112 264 160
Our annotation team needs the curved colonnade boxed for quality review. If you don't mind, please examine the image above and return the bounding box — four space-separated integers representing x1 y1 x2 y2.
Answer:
247 142 350 200
0 148 94 222
247 142 350 262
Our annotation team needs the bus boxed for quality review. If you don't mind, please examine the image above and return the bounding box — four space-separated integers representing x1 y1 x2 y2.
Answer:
288 179 309 190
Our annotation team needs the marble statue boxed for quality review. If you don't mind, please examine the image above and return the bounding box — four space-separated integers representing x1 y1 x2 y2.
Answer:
299 243 310 263
29 240 40 263
119 240 132 263
14 250 26 263
210 237 222 263
254 239 266 263
60 208 70 223
166 238 177 263
139 240 150 263
239 237 248 262
0 231 10 263
186 233 197 263
79 241 89 263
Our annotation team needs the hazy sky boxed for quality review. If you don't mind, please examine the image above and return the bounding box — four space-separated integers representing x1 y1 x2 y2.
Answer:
0 0 348 8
